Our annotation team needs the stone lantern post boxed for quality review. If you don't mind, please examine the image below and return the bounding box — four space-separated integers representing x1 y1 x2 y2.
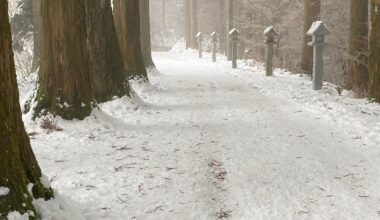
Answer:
196 32 203 59
307 21 331 90
211 32 218 63
264 26 279 76
229 28 240 69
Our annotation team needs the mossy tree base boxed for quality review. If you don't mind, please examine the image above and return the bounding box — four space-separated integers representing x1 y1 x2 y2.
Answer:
33 0 94 120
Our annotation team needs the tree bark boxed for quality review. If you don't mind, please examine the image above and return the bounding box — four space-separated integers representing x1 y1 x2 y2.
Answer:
346 0 369 97
369 0 380 101
113 0 148 80
218 0 226 54
190 0 198 49
85 0 131 103
162 0 166 31
301 0 320 75
227 0 233 61
140 0 155 68
0 0 53 217
185 0 191 49
34 0 94 120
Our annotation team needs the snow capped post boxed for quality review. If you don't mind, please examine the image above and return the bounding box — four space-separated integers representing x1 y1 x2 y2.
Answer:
196 32 203 59
211 32 218 62
229 28 240 69
307 21 330 90
264 26 279 76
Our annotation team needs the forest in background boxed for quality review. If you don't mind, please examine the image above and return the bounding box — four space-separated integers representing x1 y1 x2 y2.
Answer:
7 0 374 90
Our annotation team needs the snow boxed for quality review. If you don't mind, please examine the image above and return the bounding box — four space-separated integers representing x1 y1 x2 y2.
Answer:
33 192 89 220
264 26 274 35
7 0 20 17
307 21 331 36
229 28 240 35
40 175 51 188
0 187 10 197
14 50 380 219
7 212 30 220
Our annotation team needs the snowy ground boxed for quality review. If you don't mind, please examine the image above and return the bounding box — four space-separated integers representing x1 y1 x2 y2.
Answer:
15 51 380 220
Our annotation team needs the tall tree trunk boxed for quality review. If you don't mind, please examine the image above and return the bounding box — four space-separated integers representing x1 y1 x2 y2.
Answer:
185 0 191 49
190 0 198 49
113 0 148 80
227 0 233 61
85 0 131 103
0 0 53 217
346 0 369 97
31 0 41 72
369 0 380 101
218 0 226 54
301 0 320 75
162 0 166 31
140 0 155 68
34 0 94 120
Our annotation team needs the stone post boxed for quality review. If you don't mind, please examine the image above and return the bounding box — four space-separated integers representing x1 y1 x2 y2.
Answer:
264 26 279 76
211 32 218 62
196 32 203 58
307 21 331 90
229 28 240 69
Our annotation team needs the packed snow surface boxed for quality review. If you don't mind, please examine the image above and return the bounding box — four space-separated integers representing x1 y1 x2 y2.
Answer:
18 51 380 220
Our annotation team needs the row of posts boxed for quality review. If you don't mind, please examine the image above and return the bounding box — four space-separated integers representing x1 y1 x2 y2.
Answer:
194 21 330 91
196 28 240 68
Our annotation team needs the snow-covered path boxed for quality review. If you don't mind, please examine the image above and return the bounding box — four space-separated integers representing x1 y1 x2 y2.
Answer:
28 52 380 220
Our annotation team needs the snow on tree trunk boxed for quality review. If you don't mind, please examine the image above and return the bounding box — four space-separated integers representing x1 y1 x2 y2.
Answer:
0 1 53 217
113 0 148 80
86 0 131 103
346 0 369 97
33 0 94 120
369 0 380 101
301 0 320 75
140 0 156 68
